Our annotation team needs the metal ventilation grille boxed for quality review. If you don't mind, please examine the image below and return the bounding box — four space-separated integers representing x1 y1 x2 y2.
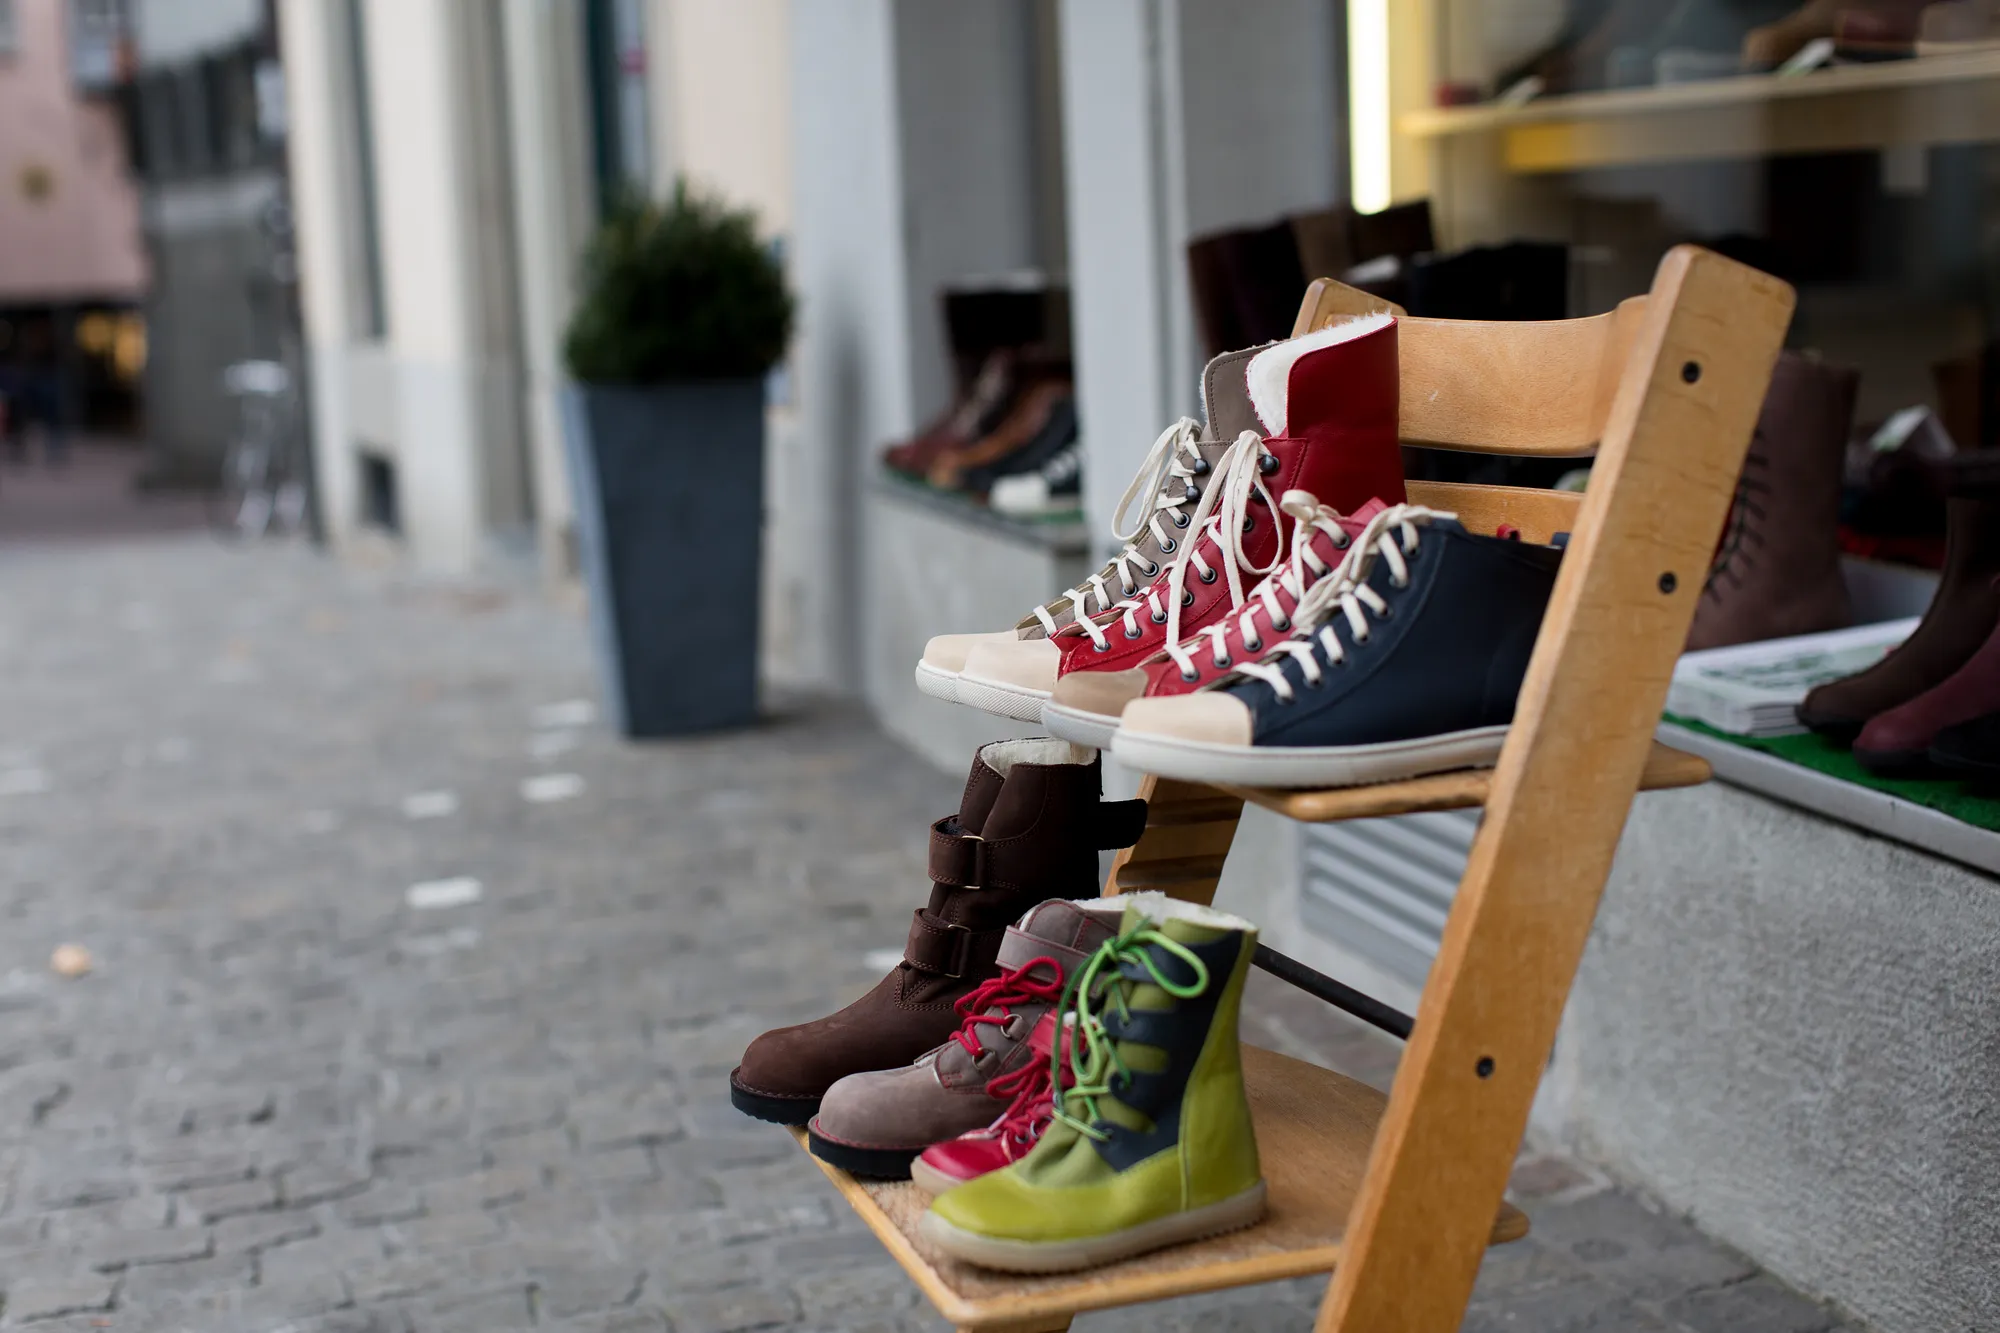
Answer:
1299 808 1480 989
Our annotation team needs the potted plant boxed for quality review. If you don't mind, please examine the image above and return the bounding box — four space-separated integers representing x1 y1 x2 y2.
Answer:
561 183 794 737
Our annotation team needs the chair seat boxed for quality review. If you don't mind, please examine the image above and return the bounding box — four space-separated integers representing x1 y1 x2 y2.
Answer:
793 1044 1529 1332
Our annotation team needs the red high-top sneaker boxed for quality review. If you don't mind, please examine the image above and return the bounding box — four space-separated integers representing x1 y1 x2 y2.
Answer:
1043 493 1382 747
909 1010 1070 1197
955 314 1405 726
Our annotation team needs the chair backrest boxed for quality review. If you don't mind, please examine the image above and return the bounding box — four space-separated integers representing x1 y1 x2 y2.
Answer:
1289 280 1650 542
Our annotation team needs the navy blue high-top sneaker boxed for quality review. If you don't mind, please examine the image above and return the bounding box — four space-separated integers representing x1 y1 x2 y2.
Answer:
1111 505 1562 788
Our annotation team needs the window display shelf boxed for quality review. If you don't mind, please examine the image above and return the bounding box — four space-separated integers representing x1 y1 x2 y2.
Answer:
1403 50 2000 173
790 1045 1526 1332
1659 721 2000 879
873 471 1090 555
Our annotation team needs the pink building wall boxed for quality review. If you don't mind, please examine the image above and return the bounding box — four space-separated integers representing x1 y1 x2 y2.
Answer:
0 0 146 302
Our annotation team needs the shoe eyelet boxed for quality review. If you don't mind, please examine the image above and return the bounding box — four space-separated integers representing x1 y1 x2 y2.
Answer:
1173 511 1190 528
1241 517 1255 534
1142 561 1159 577
1159 537 1177 555
1376 605 1394 620
1092 641 1109 654
1150 609 1167 625
1180 668 1199 683
1272 616 1291 632
1258 452 1280 476
1334 534 1351 548
1198 566 1217 584
1245 637 1262 652
1184 483 1202 504
1124 622 1144 640
1215 656 1231 669
1192 458 1211 476
1180 589 1195 608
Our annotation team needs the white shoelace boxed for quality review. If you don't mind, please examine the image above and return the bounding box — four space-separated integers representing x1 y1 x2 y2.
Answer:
1030 418 1205 635
1070 430 1279 654
1160 491 1354 681
1235 505 1449 704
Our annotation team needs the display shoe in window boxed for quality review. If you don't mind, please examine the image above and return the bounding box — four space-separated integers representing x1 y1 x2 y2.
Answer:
1744 0 1931 64
806 897 1121 1178
728 740 1147 1125
921 895 1263 1273
909 1009 1071 1196
954 314 1406 725
915 344 1264 706
1043 492 1380 748
957 392 1079 497
1917 0 2000 53
1854 617 2000 774
1928 709 2000 779
1687 352 1857 651
1798 460 2000 742
927 375 1073 493
1113 505 1562 789
989 443 1082 520
883 349 1017 479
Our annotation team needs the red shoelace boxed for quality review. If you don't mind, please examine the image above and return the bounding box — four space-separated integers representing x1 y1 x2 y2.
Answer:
981 1021 1073 1147
950 956 1064 1059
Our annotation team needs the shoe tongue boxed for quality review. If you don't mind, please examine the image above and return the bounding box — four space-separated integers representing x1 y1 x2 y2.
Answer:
997 899 1118 972
1117 901 1230 948
1202 347 1263 443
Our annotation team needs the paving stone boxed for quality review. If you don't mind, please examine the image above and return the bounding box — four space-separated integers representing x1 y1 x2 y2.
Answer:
213 1207 318 1253
84 1224 213 1271
658 1282 802 1333
0 1274 116 1322
336 1183 425 1226
116 1251 257 1301
1661 1275 1845 1333
178 1176 279 1223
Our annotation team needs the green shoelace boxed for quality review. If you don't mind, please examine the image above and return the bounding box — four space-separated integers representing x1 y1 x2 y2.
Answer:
1050 923 1211 1141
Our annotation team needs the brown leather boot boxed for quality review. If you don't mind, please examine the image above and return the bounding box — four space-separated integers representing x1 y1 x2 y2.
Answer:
1687 352 1857 652
728 740 1147 1125
1799 456 2000 742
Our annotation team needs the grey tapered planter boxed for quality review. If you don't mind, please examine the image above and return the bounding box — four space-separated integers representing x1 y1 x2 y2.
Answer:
560 379 764 737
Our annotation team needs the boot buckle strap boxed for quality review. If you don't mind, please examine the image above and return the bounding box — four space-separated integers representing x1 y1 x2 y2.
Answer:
904 909 975 978
928 817 988 887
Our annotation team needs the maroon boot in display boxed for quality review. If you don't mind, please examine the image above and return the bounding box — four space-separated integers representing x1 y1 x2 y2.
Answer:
1799 456 2000 742
1855 616 2000 774
1687 352 1857 651
728 741 1146 1126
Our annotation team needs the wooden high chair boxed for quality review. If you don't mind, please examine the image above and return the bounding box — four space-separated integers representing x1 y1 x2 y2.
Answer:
794 245 1795 1333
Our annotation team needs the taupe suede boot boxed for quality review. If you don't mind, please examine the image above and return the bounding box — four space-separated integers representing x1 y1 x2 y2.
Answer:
728 742 1146 1126
1687 352 1857 652
806 898 1123 1178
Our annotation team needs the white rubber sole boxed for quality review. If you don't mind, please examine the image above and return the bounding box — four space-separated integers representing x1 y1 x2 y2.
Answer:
907 1156 963 1197
1111 724 1512 789
914 660 962 705
919 1180 1267 1273
954 672 1053 724
1040 701 1123 749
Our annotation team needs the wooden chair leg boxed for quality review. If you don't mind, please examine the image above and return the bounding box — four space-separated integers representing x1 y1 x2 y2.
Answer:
1103 775 1243 907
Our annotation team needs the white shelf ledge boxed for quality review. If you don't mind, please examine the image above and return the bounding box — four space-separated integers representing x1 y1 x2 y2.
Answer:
1403 51 2000 173
1658 722 2000 880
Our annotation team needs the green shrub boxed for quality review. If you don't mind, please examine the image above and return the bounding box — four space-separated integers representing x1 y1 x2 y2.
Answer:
563 182 795 384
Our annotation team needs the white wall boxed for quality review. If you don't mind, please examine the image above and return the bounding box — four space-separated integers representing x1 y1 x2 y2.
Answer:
649 0 793 236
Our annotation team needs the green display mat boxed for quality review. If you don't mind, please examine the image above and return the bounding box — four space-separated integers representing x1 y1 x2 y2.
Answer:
1665 716 2000 834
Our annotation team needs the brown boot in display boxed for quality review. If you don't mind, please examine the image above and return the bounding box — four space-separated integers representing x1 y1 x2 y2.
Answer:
1687 352 1857 651
728 740 1147 1126
1798 456 2000 742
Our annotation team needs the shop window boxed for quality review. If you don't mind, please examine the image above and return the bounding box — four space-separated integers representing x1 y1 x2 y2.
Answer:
0 1 18 58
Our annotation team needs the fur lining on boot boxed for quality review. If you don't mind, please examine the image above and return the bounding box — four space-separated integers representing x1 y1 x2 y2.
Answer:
1246 312 1395 436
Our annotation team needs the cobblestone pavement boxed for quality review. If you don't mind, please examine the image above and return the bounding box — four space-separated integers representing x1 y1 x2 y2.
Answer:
0 537 1865 1332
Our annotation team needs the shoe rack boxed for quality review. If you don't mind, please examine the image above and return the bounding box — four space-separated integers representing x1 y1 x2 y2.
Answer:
786 245 1795 1333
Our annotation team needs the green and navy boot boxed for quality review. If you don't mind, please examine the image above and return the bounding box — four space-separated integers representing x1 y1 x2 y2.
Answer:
919 894 1264 1273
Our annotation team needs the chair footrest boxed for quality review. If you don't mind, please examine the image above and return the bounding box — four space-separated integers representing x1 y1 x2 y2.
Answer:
792 1045 1529 1331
